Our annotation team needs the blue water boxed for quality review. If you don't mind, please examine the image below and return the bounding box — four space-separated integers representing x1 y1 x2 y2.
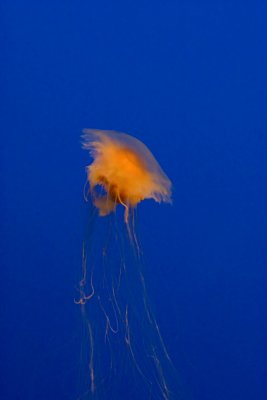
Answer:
1 1 267 399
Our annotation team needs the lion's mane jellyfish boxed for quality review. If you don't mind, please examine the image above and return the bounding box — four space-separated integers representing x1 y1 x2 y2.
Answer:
76 129 175 400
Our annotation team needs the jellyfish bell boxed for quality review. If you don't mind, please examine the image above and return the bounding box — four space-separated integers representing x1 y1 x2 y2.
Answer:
82 129 172 223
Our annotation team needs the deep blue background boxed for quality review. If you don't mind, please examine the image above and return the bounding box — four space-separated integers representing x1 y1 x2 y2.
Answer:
1 1 267 399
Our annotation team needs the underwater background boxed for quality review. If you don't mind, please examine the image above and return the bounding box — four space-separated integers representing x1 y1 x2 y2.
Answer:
1 1 267 399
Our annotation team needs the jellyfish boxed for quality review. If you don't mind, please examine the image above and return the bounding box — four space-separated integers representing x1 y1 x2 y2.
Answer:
76 130 175 400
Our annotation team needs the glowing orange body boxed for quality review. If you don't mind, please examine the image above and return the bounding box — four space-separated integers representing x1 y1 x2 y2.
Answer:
82 129 172 221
